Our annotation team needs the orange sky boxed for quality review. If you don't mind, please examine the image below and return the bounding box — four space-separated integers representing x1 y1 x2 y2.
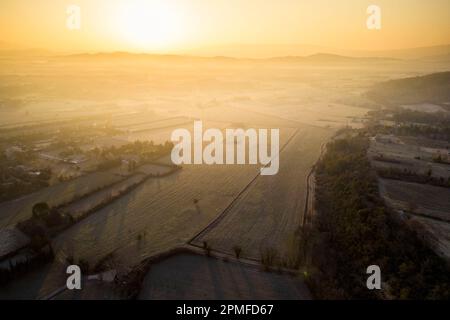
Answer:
1 0 449 54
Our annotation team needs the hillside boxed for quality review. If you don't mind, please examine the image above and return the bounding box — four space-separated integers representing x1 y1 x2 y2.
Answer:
367 72 450 108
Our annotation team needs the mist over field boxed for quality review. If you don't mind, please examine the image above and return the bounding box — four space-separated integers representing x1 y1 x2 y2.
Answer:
1 0 450 302
1 48 449 300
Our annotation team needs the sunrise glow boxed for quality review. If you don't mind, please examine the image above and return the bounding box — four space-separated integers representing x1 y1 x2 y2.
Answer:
114 1 184 50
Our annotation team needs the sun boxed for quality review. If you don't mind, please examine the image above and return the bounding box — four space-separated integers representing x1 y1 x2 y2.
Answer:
115 1 183 50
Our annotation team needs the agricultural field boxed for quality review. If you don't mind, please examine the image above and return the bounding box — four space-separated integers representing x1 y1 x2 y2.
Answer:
4 126 295 298
368 105 450 263
109 111 171 128
400 136 450 150
400 103 448 113
118 117 191 133
369 137 450 179
59 173 147 220
410 216 450 260
33 163 260 298
369 135 449 210
379 179 450 223
137 163 175 176
138 253 311 300
192 126 333 263
1 49 447 300
76 116 187 151
57 162 177 221
0 168 125 228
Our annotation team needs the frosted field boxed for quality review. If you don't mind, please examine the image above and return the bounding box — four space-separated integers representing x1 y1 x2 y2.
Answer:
60 173 147 220
411 216 450 261
120 117 191 133
138 253 311 300
12 127 295 298
36 164 260 297
400 103 448 113
369 138 450 179
0 168 125 228
1 56 440 298
379 179 450 222
379 178 450 261
193 126 333 263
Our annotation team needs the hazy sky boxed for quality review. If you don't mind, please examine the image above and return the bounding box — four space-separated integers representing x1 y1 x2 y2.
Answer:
1 0 449 54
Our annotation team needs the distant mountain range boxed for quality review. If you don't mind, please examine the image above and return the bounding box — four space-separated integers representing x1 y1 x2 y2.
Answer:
186 43 450 60
267 53 398 63
56 52 400 65
0 41 52 56
1 41 449 63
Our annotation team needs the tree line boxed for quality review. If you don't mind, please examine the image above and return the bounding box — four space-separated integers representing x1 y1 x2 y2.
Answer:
306 134 450 299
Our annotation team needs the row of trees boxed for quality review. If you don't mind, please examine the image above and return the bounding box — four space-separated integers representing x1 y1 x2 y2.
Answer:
368 123 450 141
376 167 450 188
391 110 450 126
89 140 174 171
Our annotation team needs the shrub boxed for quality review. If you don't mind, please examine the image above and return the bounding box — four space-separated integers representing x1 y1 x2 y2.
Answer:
233 245 242 259
32 202 50 220
261 247 277 269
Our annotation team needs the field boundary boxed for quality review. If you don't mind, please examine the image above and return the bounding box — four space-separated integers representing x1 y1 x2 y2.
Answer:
302 142 327 227
187 128 300 246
